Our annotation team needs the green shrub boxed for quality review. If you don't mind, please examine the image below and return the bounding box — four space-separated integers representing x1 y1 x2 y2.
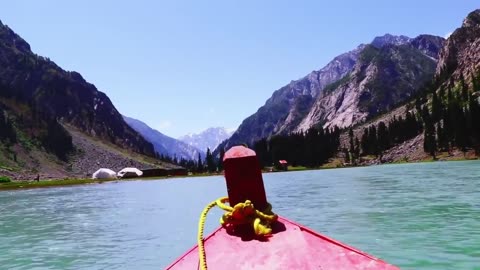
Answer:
0 176 11 183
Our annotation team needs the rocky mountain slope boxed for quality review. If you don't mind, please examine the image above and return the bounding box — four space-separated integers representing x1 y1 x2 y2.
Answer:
0 20 174 180
220 44 364 150
296 34 444 131
219 34 444 151
179 127 233 153
0 20 154 156
337 9 480 165
0 123 177 181
436 9 480 86
123 116 203 160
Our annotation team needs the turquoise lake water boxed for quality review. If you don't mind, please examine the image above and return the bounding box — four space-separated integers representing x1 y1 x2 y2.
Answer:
1 160 479 269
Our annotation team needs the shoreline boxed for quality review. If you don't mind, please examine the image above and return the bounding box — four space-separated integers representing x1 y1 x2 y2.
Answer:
1 157 478 191
0 173 227 191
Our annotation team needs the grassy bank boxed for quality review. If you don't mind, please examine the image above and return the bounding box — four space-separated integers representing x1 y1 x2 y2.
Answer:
0 172 226 191
0 178 116 190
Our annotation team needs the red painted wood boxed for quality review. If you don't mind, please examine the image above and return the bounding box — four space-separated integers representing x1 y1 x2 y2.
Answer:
223 146 268 210
166 216 399 270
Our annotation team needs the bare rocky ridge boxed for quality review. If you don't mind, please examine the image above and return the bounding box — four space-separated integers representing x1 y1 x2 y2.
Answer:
436 9 480 85
276 45 365 134
410 35 445 60
371 34 411 48
297 38 442 132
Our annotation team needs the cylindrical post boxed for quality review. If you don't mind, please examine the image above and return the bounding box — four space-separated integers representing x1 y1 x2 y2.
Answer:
223 146 268 210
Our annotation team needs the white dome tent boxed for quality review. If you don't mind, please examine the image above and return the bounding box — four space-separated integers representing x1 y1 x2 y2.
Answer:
117 167 143 179
92 168 117 180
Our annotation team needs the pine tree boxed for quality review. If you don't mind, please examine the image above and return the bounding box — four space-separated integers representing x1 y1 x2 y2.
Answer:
354 138 360 161
0 110 17 144
454 106 468 154
218 147 226 171
469 94 480 154
423 110 436 158
431 91 441 122
415 97 424 115
360 128 369 155
377 121 389 152
348 128 354 153
254 138 270 168
348 128 355 163
197 153 204 173
447 87 454 108
368 125 378 155
460 74 469 102
471 72 479 93
173 155 178 165
205 148 216 172
343 147 350 164
437 122 448 151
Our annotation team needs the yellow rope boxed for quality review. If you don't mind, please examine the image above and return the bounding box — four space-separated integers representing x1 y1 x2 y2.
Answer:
197 200 218 270
197 196 278 270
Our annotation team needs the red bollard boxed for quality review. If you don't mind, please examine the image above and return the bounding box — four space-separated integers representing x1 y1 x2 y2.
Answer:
223 145 268 210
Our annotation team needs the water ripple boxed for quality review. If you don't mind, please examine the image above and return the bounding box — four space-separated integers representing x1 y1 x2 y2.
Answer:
0 161 479 269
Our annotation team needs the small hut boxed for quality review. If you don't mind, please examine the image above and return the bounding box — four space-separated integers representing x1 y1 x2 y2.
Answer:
277 160 288 171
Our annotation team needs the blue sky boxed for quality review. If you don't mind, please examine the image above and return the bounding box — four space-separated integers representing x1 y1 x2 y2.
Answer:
0 1 477 137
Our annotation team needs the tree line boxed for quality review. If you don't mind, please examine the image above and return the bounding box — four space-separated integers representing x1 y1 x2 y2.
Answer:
346 71 480 162
158 147 225 173
345 110 424 163
422 73 480 157
157 125 341 172
253 126 340 168
0 108 17 144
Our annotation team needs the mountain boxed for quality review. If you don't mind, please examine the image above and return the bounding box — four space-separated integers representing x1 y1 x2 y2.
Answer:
179 127 233 153
338 9 480 165
219 34 444 150
296 34 444 131
124 116 203 160
220 44 364 150
236 9 479 167
0 20 155 156
0 19 175 180
371 34 411 48
436 9 480 86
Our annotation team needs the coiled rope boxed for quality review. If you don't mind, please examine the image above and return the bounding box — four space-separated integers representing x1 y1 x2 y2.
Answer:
197 196 278 270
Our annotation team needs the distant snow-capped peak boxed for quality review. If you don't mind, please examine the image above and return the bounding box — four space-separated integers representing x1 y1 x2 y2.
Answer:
179 127 234 152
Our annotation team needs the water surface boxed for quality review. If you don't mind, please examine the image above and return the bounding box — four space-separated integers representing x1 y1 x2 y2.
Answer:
1 160 479 269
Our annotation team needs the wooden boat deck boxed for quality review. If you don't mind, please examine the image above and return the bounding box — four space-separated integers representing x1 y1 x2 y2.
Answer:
166 216 399 270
